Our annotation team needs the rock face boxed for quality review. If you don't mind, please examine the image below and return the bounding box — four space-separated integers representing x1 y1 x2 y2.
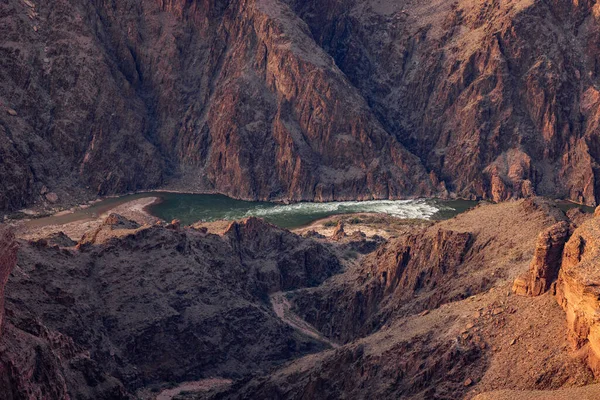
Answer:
292 227 475 342
0 0 436 211
0 217 340 397
289 0 600 205
512 221 572 296
556 212 600 375
2 0 600 210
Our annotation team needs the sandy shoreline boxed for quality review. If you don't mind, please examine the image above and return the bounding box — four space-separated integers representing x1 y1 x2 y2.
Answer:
15 197 161 241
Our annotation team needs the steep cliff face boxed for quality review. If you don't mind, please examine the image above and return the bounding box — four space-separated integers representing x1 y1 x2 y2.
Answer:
2 0 600 210
555 212 600 376
293 227 474 343
0 0 436 211
512 221 572 296
214 200 591 400
287 0 600 205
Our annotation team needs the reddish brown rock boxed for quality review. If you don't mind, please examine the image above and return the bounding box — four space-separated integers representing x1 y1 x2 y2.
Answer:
220 201 571 400
303 230 325 239
1 218 340 397
555 214 600 376
331 221 347 241
77 213 142 248
102 213 141 230
567 207 592 227
166 219 181 230
44 192 59 203
512 221 572 296
289 0 600 206
0 0 437 212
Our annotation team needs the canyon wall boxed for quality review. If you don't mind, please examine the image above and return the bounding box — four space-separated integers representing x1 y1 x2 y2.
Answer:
215 200 584 400
2 0 600 210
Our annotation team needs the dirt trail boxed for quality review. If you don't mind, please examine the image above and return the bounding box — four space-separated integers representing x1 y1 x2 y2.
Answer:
270 291 339 348
155 378 233 400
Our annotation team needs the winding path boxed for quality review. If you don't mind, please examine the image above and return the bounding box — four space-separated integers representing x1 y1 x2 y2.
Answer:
270 291 339 348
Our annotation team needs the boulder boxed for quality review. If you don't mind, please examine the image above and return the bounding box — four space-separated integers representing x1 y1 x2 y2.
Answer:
103 213 140 230
166 219 181 230
332 221 346 241
303 230 325 239
45 192 59 203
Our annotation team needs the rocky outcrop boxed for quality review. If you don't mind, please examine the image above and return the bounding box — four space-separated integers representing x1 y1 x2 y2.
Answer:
0 0 436 212
555 212 600 376
77 213 143 248
217 328 487 400
512 221 572 296
3 0 600 210
2 200 591 399
566 207 592 227
223 217 341 292
331 221 346 241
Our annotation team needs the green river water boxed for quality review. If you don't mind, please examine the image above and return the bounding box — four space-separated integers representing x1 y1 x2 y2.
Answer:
25 192 592 230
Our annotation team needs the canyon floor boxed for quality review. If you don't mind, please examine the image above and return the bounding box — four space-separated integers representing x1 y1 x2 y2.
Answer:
1 197 600 399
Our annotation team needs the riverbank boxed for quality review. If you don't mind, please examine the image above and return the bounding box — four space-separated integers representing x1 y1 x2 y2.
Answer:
292 213 433 239
6 192 490 242
15 197 160 241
